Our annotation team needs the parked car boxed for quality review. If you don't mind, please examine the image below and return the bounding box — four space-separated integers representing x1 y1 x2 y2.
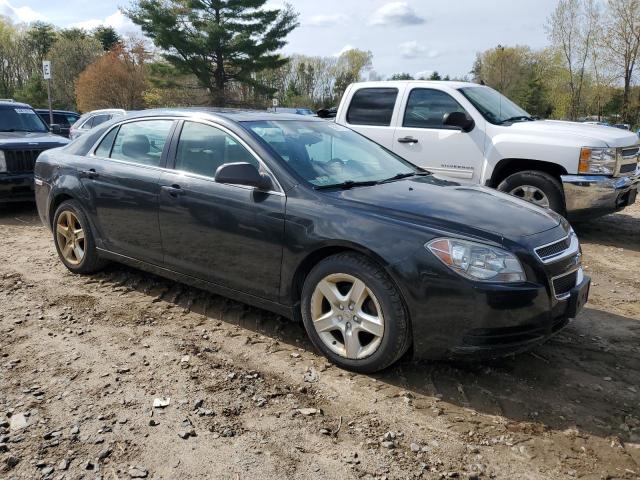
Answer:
0 100 69 203
36 109 80 138
34 109 589 372
69 108 126 140
267 107 315 115
332 81 639 221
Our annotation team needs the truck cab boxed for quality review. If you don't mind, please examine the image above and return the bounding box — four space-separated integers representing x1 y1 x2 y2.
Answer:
335 81 639 220
0 101 69 203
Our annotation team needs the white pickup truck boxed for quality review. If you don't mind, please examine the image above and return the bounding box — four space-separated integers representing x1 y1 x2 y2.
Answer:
333 81 640 220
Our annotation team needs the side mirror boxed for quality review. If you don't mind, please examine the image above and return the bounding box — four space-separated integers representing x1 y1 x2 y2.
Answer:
214 162 272 190
49 124 61 134
443 111 475 132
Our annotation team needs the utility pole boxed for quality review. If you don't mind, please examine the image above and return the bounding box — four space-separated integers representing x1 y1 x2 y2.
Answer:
42 60 53 125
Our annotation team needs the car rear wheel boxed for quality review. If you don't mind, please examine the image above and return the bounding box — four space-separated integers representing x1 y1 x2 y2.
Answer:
301 252 411 373
53 200 107 274
498 170 565 215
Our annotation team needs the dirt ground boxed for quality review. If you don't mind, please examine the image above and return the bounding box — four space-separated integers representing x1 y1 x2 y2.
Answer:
0 201 639 480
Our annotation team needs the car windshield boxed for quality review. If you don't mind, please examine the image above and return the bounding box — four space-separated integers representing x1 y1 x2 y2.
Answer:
458 86 532 124
243 120 418 187
0 106 48 132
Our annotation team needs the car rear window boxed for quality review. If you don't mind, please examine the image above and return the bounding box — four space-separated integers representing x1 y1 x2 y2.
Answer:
346 88 398 126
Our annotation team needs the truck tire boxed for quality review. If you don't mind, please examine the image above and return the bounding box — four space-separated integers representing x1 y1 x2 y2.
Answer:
498 170 565 215
300 252 411 373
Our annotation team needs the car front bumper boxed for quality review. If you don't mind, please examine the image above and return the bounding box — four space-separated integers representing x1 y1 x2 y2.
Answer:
0 173 35 203
561 172 639 221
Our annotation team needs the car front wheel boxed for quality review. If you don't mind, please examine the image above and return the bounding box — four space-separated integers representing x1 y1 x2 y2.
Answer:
497 170 566 215
301 252 411 373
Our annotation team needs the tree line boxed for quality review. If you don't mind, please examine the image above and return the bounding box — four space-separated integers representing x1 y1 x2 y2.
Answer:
1 0 640 125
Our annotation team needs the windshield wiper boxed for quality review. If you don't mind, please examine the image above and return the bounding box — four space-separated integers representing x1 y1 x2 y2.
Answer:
499 115 535 124
379 171 430 183
314 179 379 190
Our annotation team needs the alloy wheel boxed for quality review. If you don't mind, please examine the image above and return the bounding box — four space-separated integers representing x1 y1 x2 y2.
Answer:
508 185 550 208
56 211 85 265
310 273 385 360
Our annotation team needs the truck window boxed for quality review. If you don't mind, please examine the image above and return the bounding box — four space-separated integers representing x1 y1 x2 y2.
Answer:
403 89 466 129
346 88 398 126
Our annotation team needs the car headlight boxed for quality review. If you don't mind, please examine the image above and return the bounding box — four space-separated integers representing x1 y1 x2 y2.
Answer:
426 238 526 282
0 150 6 172
579 147 617 175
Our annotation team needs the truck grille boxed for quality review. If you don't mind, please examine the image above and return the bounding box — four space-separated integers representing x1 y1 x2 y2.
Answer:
552 270 578 299
620 162 638 174
3 149 44 172
535 237 571 261
619 146 639 176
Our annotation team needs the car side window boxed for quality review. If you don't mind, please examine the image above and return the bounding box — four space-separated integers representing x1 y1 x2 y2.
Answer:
174 121 259 178
110 120 174 167
403 89 466 129
346 88 398 126
94 127 119 158
89 114 111 128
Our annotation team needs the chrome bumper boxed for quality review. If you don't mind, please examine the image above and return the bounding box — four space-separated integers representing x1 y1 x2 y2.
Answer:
561 171 639 220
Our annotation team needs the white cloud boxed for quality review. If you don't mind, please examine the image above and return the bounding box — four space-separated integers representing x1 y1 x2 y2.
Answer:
334 44 355 57
0 0 45 22
414 70 434 79
399 41 439 59
70 10 140 36
369 2 425 26
307 13 348 27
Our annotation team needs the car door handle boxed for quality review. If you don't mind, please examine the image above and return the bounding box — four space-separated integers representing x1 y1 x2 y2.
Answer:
80 169 99 179
397 136 419 144
161 184 185 198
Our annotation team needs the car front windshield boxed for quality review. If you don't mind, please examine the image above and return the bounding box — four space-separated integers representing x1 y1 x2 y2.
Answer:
458 86 531 124
0 106 49 132
243 120 418 187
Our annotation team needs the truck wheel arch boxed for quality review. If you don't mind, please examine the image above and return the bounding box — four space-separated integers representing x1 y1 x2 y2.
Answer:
488 158 568 188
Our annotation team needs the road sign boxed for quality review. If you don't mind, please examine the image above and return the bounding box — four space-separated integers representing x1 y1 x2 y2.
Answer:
42 61 51 80
272 98 279 107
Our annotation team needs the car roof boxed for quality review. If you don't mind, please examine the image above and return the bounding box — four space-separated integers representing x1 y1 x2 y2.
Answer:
0 100 32 108
122 108 324 123
35 109 79 115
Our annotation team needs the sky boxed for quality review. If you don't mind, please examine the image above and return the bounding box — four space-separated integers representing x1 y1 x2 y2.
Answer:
0 0 559 79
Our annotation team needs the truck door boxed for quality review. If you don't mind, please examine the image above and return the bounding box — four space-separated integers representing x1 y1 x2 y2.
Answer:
392 87 485 183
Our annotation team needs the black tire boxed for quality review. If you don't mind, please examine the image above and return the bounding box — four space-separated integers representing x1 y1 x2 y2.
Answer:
300 252 411 373
497 170 566 215
52 200 107 274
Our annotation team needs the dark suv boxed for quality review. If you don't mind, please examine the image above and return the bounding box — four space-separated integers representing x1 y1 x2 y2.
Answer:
36 109 80 138
0 101 69 203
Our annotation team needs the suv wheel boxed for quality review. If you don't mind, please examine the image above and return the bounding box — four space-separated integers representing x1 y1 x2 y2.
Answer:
498 170 565 215
53 200 107 274
300 252 411 373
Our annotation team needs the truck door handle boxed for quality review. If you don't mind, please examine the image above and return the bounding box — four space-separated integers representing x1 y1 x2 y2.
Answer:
397 136 418 144
161 184 185 198
80 168 99 179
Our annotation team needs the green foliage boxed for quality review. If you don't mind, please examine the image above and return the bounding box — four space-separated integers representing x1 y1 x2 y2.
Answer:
59 28 88 41
389 73 413 80
26 21 56 64
93 26 121 51
126 0 299 106
428 71 442 80
14 76 48 107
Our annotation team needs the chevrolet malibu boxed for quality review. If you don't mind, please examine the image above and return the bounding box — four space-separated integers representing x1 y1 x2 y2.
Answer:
34 110 590 372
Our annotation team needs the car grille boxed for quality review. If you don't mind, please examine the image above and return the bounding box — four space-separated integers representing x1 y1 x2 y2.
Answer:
620 162 638 174
552 270 578 299
535 237 571 262
619 146 639 176
3 149 45 173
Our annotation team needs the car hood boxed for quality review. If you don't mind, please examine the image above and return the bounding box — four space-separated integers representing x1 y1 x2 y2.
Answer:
507 120 638 148
327 176 562 242
0 131 69 146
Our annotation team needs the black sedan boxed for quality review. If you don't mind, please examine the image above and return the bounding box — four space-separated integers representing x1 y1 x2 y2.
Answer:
34 109 590 372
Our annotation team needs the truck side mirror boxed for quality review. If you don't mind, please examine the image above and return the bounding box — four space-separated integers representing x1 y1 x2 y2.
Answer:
49 124 61 135
443 112 475 133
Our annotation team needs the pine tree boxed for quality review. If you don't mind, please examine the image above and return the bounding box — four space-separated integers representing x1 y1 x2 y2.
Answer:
126 0 299 106
93 26 122 51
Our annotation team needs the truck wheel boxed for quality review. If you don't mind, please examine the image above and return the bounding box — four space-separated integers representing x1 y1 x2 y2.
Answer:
300 252 411 373
53 200 107 274
498 170 565 215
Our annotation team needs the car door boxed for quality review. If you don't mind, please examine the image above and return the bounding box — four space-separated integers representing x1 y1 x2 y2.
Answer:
392 87 485 183
80 118 176 264
158 120 285 300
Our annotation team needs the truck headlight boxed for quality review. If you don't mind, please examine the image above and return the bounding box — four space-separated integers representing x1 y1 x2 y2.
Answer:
427 238 526 282
579 147 617 175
